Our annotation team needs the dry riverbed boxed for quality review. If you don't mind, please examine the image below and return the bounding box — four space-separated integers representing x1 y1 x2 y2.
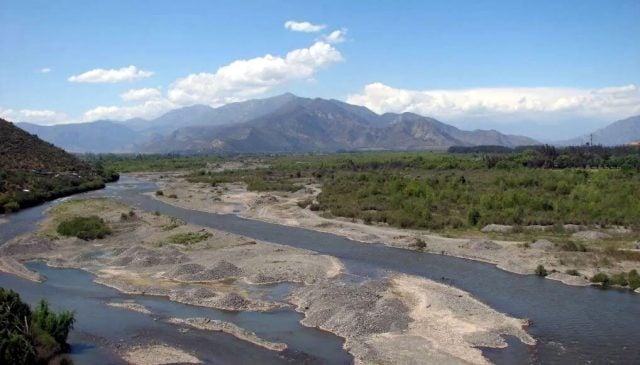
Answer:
144 172 640 288
0 196 538 364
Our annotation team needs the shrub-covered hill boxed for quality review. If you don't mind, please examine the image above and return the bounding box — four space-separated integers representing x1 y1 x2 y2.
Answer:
0 118 118 213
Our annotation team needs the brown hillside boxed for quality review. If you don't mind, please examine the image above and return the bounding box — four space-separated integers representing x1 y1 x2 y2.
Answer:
0 118 91 172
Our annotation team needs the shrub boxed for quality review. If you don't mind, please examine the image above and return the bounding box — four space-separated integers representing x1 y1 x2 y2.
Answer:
610 272 628 287
3 200 20 213
535 265 548 277
413 237 427 250
590 272 610 287
168 232 212 245
167 194 178 199
467 208 481 226
0 289 75 364
155 190 164 196
560 241 587 252
628 270 640 290
565 269 581 276
31 300 75 348
57 216 111 240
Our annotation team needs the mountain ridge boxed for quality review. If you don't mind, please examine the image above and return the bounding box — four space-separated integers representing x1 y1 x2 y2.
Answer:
16 93 539 153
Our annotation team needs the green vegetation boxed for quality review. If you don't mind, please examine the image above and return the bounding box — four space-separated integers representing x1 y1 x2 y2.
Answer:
155 190 164 196
0 119 119 214
57 216 111 240
535 265 548 277
590 272 610 287
82 153 222 173
565 269 581 276
179 150 640 230
1 288 75 364
591 270 640 289
168 231 212 245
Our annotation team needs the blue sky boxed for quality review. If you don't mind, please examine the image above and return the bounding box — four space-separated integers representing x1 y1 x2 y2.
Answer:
1 0 639 139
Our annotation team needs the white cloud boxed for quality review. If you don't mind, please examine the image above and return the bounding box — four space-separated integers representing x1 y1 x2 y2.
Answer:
0 107 68 125
82 98 175 121
347 83 640 123
284 20 326 33
39 68 51 74
167 40 343 106
120 87 162 102
68 65 154 83
323 29 347 44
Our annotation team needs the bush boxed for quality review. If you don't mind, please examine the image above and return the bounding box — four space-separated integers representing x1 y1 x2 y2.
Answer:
155 190 164 196
31 300 75 348
467 208 481 226
628 270 640 290
535 265 548 277
565 269 581 276
168 232 212 245
413 237 427 250
560 241 587 252
57 216 111 240
0 289 75 364
609 272 628 287
590 272 610 286
167 194 178 199
3 200 20 213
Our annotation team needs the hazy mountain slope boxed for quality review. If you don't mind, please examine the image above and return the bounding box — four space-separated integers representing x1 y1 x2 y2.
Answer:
122 93 298 134
559 115 640 146
17 121 141 153
143 96 538 153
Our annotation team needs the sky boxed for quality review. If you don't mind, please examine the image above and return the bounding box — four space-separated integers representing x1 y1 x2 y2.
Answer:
1 0 639 140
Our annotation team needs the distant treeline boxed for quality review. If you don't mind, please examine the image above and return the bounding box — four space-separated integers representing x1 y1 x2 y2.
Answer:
449 145 640 170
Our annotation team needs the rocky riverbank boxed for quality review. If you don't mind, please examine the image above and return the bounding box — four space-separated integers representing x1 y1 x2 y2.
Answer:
144 172 640 289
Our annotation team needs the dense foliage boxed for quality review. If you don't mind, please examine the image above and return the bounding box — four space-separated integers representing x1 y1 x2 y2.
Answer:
0 288 75 364
81 153 223 173
57 216 112 240
0 119 119 214
182 151 640 230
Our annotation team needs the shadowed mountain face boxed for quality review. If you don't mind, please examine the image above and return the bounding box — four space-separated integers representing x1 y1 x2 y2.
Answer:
16 94 539 153
558 115 640 146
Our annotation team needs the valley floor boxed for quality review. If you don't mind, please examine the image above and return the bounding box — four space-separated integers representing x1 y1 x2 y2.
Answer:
0 195 535 364
143 172 640 290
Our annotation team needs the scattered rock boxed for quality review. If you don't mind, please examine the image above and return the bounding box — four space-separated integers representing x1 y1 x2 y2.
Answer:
606 226 632 234
0 235 53 256
546 272 590 286
466 239 502 250
523 225 553 232
530 239 555 251
563 224 586 232
571 231 611 241
481 224 513 233
634 241 640 250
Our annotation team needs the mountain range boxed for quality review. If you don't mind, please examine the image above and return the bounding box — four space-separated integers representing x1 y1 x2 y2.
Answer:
19 93 639 154
16 94 543 154
558 115 640 146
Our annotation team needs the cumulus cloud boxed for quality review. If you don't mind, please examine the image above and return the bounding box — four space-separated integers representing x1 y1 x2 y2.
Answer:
167 41 343 106
120 87 162 102
0 107 68 125
347 83 640 123
323 29 347 44
39 68 51 74
82 98 175 121
284 20 326 33
68 65 154 83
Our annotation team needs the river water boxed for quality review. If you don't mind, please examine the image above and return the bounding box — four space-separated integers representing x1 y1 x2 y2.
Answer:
1 176 639 364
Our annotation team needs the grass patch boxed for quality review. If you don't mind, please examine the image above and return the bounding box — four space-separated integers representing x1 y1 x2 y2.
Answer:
57 216 111 240
168 231 212 245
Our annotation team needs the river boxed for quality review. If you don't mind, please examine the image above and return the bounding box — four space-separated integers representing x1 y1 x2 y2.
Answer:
1 176 639 364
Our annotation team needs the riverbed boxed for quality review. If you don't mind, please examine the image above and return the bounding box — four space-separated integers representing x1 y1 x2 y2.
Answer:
2 176 639 364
